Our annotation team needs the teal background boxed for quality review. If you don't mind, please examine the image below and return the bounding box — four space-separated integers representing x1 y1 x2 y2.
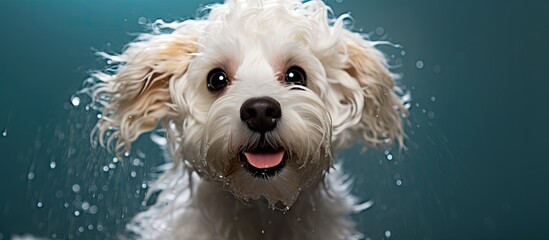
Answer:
1 0 548 239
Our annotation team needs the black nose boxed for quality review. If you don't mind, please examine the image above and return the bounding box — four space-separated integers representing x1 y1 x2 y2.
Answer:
240 97 282 133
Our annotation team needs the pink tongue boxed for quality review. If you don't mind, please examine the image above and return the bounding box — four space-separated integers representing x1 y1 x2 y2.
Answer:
244 149 285 169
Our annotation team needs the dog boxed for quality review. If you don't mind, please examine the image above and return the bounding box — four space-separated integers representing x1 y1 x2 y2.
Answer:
88 0 405 239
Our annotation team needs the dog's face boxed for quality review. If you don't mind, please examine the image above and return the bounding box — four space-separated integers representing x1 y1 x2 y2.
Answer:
90 0 405 207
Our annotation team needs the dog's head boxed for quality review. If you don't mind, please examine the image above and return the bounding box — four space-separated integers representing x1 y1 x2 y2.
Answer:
90 0 405 207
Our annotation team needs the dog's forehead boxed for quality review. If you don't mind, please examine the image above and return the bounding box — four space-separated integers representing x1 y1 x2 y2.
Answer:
200 3 313 55
204 25 305 54
199 29 308 74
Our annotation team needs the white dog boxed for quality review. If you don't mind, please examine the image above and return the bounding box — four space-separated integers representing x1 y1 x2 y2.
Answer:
89 0 405 239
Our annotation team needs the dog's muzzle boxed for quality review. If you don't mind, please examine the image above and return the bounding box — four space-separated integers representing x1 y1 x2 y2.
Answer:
239 97 285 178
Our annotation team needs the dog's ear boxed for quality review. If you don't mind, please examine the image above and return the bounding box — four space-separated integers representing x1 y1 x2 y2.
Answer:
90 26 199 154
329 30 406 150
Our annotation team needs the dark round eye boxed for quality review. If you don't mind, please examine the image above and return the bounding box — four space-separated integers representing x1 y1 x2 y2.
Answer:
207 68 229 91
284 66 306 86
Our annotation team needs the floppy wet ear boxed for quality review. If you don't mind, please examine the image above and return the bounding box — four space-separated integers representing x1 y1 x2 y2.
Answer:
332 30 406 149
89 24 199 154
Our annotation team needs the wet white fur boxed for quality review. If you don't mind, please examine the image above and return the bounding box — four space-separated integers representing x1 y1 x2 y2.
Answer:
88 0 405 239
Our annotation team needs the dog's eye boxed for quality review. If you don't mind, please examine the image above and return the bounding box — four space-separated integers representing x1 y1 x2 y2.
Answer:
284 66 306 86
207 68 229 91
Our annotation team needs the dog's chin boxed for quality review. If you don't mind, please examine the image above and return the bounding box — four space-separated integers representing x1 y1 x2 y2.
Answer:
203 147 313 208
224 158 302 208
195 138 332 208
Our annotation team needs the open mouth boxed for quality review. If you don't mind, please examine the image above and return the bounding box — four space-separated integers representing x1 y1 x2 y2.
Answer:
240 146 287 178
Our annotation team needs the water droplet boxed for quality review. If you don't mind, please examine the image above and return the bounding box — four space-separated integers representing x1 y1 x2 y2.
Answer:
37 201 43 208
88 224 94 230
74 210 80 217
27 172 35 180
102 166 109 172
2 130 7 137
64 202 69 208
375 26 384 35
416 60 424 69
108 163 116 169
130 171 137 177
396 179 402 186
50 162 56 169
141 183 147 189
261 230 265 234
138 16 147 24
132 158 142 166
96 224 104 232
82 202 90 210
387 154 393 161
70 96 80 107
335 0 343 3
112 157 119 163
96 114 102 119
403 103 411 110
433 64 441 73
385 230 391 238
78 227 84 232
72 184 80 193
124 151 130 157
89 205 98 214
427 111 436 119
400 50 406 56
431 96 436 102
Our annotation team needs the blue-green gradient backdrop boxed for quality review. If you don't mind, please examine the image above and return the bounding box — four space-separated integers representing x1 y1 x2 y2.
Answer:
1 0 548 239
